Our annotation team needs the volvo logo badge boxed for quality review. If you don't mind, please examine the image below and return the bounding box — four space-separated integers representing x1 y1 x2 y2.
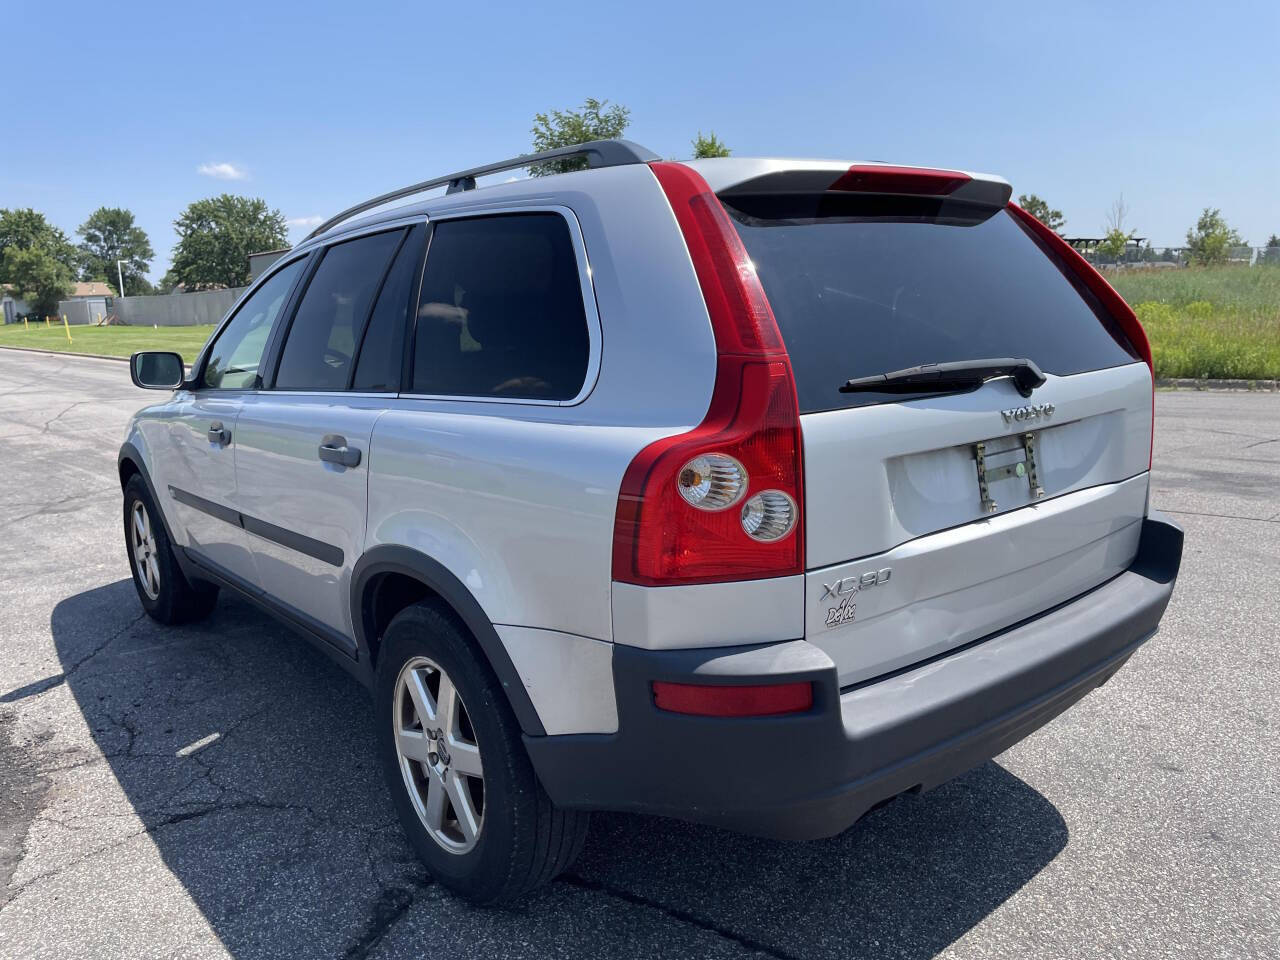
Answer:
1001 402 1055 425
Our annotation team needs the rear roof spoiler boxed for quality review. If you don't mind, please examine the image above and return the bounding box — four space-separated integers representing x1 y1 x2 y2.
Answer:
715 164 1012 209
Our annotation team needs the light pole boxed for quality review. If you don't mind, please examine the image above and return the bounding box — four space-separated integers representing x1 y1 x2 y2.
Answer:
116 260 126 298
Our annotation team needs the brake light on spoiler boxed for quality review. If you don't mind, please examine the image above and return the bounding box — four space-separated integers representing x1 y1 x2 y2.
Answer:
716 163 1014 209
830 164 971 195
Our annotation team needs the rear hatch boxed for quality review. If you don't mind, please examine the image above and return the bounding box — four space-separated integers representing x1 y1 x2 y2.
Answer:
719 168 1152 686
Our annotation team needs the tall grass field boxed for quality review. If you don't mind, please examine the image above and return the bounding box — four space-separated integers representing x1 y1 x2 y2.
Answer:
1109 266 1280 380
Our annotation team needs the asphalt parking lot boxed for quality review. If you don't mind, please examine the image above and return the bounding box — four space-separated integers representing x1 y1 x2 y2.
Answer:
0 349 1276 959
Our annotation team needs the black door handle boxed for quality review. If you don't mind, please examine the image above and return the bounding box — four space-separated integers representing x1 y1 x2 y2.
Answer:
318 434 361 468
207 421 231 446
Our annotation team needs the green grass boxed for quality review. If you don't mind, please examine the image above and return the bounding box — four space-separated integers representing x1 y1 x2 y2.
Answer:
1109 266 1280 380
0 323 217 363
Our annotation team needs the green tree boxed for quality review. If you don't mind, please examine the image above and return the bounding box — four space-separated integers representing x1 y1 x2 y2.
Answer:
529 98 630 176
1096 195 1136 260
169 195 287 289
1016 194 1065 234
76 207 155 296
692 130 731 158
1185 208 1243 266
3 247 75 317
1 208 48 258
1266 234 1278 247
1097 228 1130 259
0 208 78 316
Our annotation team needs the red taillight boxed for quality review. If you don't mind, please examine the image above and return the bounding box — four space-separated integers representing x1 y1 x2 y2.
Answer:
651 161 786 356
830 164 971 196
652 680 813 717
611 163 804 586
1008 202 1155 467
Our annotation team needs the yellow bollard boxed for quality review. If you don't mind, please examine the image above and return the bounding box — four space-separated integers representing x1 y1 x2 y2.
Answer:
23 316 28 330
45 315 50 328
62 314 73 344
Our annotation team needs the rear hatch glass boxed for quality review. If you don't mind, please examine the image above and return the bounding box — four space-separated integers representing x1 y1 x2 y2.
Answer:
723 194 1139 414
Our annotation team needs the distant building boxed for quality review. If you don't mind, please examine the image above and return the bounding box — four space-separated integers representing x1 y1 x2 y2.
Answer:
66 281 116 300
65 281 113 324
2 285 32 324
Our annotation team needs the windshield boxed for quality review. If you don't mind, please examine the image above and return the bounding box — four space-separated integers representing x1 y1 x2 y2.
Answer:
724 195 1139 413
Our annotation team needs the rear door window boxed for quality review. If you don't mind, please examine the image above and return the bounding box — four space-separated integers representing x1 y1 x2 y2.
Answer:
724 197 1139 413
274 229 404 391
410 213 589 401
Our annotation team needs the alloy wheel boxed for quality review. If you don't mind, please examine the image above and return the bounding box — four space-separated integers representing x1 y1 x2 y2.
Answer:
392 656 485 854
130 500 160 600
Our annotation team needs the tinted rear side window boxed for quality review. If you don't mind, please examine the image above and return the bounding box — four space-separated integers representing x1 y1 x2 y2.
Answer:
275 229 403 391
411 213 589 401
725 198 1138 413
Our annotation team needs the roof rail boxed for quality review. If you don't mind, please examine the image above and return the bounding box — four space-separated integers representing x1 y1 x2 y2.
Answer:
304 139 661 241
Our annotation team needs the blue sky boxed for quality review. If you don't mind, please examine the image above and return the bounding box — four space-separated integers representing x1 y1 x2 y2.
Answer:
6 1 1277 282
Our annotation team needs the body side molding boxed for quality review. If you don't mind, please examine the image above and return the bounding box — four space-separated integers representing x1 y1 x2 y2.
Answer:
167 484 344 567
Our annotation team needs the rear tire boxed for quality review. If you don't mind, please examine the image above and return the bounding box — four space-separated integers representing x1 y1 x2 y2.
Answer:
122 474 218 624
375 601 589 904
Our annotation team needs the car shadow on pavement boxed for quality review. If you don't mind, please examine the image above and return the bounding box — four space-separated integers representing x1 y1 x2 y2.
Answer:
48 579 1068 960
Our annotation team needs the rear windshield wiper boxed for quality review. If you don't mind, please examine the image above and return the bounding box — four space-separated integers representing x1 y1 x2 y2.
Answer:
839 357 1046 398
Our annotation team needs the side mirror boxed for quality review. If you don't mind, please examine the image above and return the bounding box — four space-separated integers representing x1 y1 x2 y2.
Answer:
130 351 186 390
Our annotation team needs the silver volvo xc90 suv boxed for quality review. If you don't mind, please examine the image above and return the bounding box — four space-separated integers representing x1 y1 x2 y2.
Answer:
121 139 1183 902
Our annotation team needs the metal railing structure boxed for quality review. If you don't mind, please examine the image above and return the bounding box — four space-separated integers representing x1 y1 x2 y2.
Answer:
1076 244 1280 269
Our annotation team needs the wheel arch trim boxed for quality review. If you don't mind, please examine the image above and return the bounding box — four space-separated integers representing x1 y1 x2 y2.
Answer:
118 442 183 557
351 545 547 736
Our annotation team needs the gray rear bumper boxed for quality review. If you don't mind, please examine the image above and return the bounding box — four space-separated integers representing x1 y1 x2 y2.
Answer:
526 512 1183 840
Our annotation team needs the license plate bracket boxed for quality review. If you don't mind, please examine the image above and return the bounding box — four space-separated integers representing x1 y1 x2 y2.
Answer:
974 432 1046 513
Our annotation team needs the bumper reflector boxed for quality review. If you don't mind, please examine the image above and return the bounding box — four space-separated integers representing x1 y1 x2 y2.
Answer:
652 680 813 717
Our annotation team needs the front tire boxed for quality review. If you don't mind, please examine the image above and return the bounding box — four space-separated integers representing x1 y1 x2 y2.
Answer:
375 601 588 903
122 474 218 624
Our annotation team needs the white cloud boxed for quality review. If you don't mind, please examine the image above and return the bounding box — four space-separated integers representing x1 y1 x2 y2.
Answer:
287 215 324 228
197 161 247 181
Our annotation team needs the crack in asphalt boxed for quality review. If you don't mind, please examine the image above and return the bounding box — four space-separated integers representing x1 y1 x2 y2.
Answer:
340 876 436 960
0 490 111 531
40 399 101 434
4 672 442 960
0 611 149 704
3 722 407 920
559 874 805 960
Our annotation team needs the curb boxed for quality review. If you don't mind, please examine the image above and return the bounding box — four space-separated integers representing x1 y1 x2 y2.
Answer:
1156 378 1279 392
0 344 194 377
0 344 130 363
